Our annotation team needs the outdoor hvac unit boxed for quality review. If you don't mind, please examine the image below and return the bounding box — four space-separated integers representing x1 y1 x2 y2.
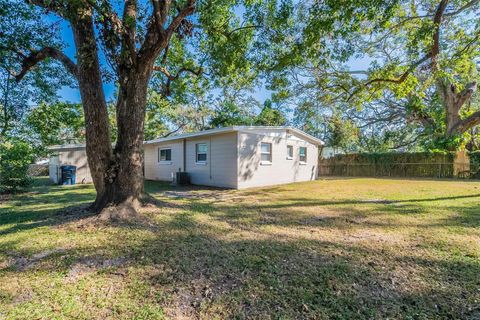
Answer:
176 172 189 185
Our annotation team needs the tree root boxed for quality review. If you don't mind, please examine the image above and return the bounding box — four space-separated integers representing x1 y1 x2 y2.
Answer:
93 194 158 224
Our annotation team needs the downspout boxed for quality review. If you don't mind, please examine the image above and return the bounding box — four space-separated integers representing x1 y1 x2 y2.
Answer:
183 138 186 172
209 136 212 180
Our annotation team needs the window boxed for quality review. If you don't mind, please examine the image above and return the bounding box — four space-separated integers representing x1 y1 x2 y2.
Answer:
287 145 293 159
158 148 171 162
299 147 307 163
196 143 207 162
261 142 272 162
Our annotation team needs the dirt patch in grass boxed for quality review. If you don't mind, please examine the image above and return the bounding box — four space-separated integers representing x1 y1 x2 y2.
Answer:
66 256 128 282
4 248 67 271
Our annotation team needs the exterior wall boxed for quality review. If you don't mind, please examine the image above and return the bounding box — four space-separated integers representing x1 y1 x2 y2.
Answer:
237 129 318 189
185 132 238 188
144 140 184 181
48 127 320 188
49 155 60 183
50 148 92 184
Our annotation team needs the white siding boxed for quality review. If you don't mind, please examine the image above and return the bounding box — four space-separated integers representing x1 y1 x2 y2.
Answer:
185 132 238 188
144 141 184 181
48 127 320 188
237 130 318 189
57 149 92 184
49 155 60 183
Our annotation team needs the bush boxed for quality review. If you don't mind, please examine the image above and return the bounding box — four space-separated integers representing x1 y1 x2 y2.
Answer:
0 140 35 193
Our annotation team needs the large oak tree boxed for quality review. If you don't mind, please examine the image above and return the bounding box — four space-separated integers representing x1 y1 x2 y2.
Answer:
282 0 480 150
4 0 287 218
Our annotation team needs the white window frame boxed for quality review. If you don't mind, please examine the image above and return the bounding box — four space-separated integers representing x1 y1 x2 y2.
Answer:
287 145 293 160
299 146 307 164
158 148 172 164
196 143 208 164
260 142 272 164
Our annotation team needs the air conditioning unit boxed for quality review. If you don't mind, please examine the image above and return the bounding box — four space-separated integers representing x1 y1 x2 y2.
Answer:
176 172 189 185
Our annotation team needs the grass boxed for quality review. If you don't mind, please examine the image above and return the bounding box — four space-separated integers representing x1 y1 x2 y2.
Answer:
0 177 479 319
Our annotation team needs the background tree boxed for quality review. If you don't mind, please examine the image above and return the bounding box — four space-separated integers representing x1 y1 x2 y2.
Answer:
326 114 359 154
209 89 259 127
27 102 85 146
283 0 480 151
0 0 69 141
255 99 287 126
0 139 35 193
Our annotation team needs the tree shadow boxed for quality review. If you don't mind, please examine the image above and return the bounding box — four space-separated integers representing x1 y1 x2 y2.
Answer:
1 208 477 319
1 179 479 319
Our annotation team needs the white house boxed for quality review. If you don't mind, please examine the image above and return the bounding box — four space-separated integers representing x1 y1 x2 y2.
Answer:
49 126 324 189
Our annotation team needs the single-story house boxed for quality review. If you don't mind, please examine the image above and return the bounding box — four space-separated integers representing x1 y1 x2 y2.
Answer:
49 126 324 189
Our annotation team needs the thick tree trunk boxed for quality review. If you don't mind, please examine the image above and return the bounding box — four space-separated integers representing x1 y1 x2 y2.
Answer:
70 10 161 219
438 80 478 140
71 14 113 209
92 64 154 219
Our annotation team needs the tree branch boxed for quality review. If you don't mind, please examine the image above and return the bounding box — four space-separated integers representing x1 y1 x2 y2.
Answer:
151 0 171 32
347 0 450 101
444 0 479 17
456 82 477 109
453 110 480 134
121 0 138 64
153 65 202 95
165 0 195 39
15 47 77 81
161 123 186 137
431 0 449 68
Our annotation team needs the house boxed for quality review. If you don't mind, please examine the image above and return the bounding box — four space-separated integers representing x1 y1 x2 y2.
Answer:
49 126 324 189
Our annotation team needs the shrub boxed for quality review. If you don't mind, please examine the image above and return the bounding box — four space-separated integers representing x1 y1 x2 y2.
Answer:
0 140 35 193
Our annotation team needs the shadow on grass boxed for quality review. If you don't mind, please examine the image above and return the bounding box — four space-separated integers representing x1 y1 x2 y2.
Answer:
1 208 478 319
1 179 479 318
178 192 480 231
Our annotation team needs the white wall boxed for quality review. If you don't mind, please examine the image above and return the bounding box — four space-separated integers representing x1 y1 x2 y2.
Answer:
185 132 238 188
49 128 319 189
237 129 318 189
54 148 92 184
49 155 60 183
144 141 184 182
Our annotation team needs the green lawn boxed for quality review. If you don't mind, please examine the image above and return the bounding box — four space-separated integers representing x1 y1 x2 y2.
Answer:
0 177 479 319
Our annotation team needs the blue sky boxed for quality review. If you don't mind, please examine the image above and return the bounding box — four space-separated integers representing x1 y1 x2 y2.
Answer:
53 11 368 105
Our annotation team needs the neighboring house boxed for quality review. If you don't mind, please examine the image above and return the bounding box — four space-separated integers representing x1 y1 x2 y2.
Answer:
49 126 324 189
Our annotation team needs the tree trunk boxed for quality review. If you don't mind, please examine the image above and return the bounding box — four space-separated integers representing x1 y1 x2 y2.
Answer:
438 80 479 141
92 65 154 219
71 14 113 209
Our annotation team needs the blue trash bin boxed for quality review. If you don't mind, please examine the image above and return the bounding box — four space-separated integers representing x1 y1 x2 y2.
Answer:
60 165 77 185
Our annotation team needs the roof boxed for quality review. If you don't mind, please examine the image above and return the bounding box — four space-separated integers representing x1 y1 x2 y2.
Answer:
48 126 324 151
48 143 87 152
144 126 324 146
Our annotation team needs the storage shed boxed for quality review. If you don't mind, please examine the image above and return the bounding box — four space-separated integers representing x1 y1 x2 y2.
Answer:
48 144 93 184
